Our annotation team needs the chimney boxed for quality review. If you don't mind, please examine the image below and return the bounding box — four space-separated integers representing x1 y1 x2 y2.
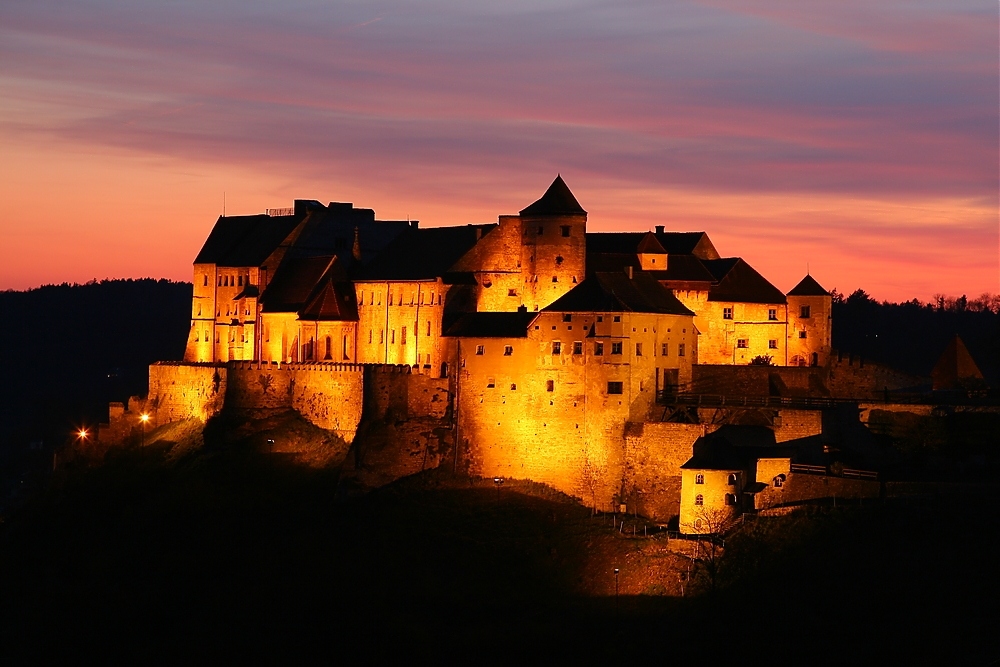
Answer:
475 227 482 240
655 225 664 234
410 220 419 229
517 305 527 313
626 266 633 279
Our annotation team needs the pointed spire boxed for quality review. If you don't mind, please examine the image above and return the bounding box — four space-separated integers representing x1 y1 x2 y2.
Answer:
519 175 587 216
787 274 829 296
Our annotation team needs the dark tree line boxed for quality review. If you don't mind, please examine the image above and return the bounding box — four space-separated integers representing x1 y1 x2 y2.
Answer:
830 289 1000 383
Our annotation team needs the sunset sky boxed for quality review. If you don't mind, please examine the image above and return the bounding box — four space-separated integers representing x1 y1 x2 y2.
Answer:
1 0 996 302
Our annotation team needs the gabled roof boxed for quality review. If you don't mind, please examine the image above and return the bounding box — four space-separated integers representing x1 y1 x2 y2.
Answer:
657 255 717 283
703 258 787 304
654 231 720 259
443 311 538 338
787 274 829 297
519 175 587 217
298 277 358 322
544 271 694 316
260 255 337 313
356 225 494 281
194 214 301 267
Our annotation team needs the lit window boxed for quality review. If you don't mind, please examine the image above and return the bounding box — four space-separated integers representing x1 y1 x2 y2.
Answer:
573 341 583 355
503 345 513 356
607 381 623 395
768 308 777 321
678 343 686 357
552 341 562 355
635 343 643 356
594 341 604 356
737 339 748 349
695 494 704 506
723 307 733 320
768 339 778 349
800 305 811 318
476 345 485 355
546 380 554 392
799 331 807 339
611 342 623 355
695 474 704 484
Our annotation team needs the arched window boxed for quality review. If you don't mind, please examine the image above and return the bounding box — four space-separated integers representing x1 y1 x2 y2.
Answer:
725 493 737 506
727 473 737 486
695 494 704 506
695 474 705 484
773 474 786 488
324 336 332 360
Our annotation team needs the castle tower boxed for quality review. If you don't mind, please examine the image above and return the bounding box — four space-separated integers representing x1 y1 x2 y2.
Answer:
786 274 832 367
519 175 587 311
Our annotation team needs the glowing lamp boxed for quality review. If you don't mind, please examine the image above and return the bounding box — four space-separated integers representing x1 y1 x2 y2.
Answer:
140 413 150 423
78 429 88 439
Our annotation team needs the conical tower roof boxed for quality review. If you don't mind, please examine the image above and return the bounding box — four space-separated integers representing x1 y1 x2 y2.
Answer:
931 335 985 391
787 274 829 296
520 175 587 216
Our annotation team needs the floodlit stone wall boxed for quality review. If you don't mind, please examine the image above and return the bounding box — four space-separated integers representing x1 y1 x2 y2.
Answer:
148 362 227 425
787 293 832 367
679 468 742 534
354 279 448 369
622 422 707 522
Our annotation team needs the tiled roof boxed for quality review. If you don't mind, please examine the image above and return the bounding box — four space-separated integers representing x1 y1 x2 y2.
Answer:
656 255 717 283
520 175 587 216
703 258 787 304
654 231 719 258
787 274 830 297
260 256 337 313
356 225 494 281
543 271 694 316
443 311 538 338
931 335 985 390
194 214 301 266
586 232 655 255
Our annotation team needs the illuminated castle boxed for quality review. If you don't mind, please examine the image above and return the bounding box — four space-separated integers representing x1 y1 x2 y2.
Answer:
135 177 846 529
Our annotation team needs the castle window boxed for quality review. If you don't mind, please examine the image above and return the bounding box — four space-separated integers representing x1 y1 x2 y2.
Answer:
401 327 407 345
197 304 202 316
379 330 384 344
800 305 811 318
607 381 623 395
573 341 583 355
661 343 668 356
768 308 777 321
391 330 396 344
510 384 517 391
552 341 562 355
678 344 686 357
597 316 603 322
773 474 785 488
325 336 332 360
695 474 704 484
695 494 704 506
476 345 485 355
563 314 572 322
635 343 643 356
427 321 431 336
389 293 393 306
552 276 558 282
799 331 808 339
723 307 733 320
769 339 778 349
725 493 737 506
504 345 513 356
561 225 570 237
508 289 517 297
203 275 208 286
611 342 623 355
238 276 243 286
594 341 604 356
737 339 748 349
613 316 621 322
369 330 373 344
487 377 495 388
538 226 544 235
727 473 737 486
546 380 554 392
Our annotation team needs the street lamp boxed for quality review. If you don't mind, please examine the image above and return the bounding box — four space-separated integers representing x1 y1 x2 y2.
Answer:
140 413 150 447
77 428 89 442
493 476 504 506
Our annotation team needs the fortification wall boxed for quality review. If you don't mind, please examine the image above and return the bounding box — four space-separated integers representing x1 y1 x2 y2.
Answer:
773 409 823 442
691 365 819 396
825 353 928 399
148 362 227 425
759 473 880 508
623 422 707 522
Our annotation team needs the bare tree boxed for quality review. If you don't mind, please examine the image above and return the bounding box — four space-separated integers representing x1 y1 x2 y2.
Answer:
683 507 738 594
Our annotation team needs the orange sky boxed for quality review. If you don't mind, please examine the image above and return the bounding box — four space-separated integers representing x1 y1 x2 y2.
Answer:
1 1 997 302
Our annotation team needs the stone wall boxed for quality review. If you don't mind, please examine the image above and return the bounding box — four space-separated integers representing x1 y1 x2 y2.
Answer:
622 422 707 522
148 362 227 425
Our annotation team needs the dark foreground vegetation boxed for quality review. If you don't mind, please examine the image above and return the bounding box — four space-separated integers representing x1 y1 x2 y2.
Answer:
1 444 996 662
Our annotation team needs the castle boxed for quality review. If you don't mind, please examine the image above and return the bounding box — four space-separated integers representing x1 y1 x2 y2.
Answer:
123 177 889 532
